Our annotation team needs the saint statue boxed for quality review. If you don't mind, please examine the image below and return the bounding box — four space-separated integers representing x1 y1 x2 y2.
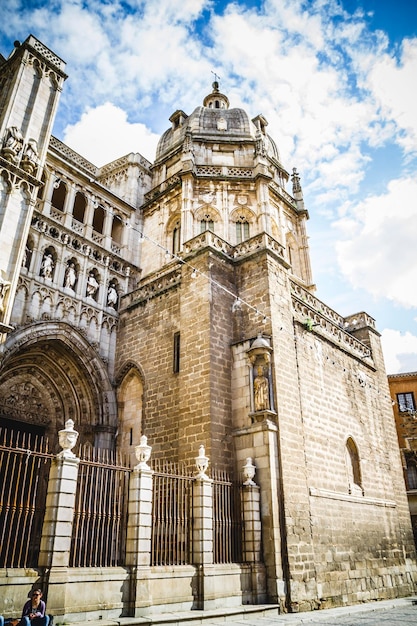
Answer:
40 253 54 279
86 271 99 298
107 282 118 309
253 365 269 411
0 276 11 315
64 262 77 289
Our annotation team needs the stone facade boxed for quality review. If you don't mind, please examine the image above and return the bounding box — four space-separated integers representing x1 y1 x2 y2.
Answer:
0 35 416 619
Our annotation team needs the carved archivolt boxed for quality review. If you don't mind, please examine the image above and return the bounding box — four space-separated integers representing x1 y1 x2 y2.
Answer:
230 206 255 223
116 360 145 387
193 205 221 223
0 321 117 443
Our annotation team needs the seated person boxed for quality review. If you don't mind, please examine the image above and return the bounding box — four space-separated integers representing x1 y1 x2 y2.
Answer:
20 590 49 626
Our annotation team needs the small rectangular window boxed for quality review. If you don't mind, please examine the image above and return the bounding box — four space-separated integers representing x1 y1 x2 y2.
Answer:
397 392 416 413
173 332 180 373
407 464 417 490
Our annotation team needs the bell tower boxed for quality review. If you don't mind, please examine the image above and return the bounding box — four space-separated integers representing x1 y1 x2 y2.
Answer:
0 35 67 332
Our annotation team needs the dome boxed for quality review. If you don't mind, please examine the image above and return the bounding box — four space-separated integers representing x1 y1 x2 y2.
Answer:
154 83 280 163
251 334 271 350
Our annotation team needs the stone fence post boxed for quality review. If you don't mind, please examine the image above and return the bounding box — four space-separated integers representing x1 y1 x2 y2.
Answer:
192 445 213 609
38 420 80 615
125 435 154 615
241 457 266 603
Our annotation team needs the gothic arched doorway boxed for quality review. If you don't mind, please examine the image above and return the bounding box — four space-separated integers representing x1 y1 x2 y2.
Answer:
0 321 117 451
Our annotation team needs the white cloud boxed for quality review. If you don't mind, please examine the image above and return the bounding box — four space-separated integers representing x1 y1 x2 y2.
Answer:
357 37 417 155
381 329 417 374
63 103 160 165
3 0 417 349
334 176 417 308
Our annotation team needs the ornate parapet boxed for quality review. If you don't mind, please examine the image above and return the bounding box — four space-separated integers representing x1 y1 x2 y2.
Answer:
49 136 98 178
234 232 287 265
290 280 374 364
195 165 253 179
121 265 182 310
98 152 151 178
180 230 287 267
144 173 181 202
269 180 298 210
182 229 234 259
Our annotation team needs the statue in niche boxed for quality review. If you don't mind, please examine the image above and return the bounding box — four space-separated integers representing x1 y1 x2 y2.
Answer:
40 252 54 279
0 276 11 315
107 282 118 308
22 245 32 269
86 271 99 298
253 364 269 411
64 262 77 290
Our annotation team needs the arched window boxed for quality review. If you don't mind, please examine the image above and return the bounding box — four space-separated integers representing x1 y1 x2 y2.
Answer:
111 215 123 244
172 223 181 255
200 219 214 233
236 220 250 244
93 205 105 234
51 180 66 211
346 437 363 495
72 192 86 223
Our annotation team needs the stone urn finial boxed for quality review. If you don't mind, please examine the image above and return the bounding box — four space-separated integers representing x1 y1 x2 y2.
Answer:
58 419 79 459
135 434 152 470
195 444 210 480
242 457 256 485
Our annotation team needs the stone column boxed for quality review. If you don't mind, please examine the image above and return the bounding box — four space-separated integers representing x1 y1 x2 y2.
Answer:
63 184 76 229
38 420 79 617
241 457 267 603
125 436 153 615
83 195 96 240
40 174 58 217
103 206 113 250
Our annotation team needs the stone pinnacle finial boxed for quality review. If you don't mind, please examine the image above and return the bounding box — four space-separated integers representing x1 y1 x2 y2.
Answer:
291 167 302 195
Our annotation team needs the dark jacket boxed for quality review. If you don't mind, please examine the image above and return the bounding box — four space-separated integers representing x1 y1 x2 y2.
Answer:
21 601 46 619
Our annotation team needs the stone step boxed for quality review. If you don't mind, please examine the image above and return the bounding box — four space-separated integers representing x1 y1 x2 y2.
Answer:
76 604 281 626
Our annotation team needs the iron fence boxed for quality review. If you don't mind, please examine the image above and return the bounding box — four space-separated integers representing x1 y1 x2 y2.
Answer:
212 468 243 564
0 428 244 571
151 460 193 566
69 444 130 567
0 427 52 568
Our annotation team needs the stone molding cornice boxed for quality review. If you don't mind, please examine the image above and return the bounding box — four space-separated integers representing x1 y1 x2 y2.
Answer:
309 487 396 508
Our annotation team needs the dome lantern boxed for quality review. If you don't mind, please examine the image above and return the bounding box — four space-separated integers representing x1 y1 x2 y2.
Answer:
203 81 229 110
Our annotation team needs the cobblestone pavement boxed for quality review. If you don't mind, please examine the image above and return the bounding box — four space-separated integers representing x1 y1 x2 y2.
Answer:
202 598 417 626
84 598 417 626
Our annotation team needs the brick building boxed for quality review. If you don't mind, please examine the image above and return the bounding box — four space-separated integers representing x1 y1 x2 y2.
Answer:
0 35 416 620
388 371 417 545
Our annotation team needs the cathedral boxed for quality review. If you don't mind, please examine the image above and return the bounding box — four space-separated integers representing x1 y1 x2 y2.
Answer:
0 35 416 621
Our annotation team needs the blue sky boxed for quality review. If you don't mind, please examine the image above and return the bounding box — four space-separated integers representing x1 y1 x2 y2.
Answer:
1 0 416 373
